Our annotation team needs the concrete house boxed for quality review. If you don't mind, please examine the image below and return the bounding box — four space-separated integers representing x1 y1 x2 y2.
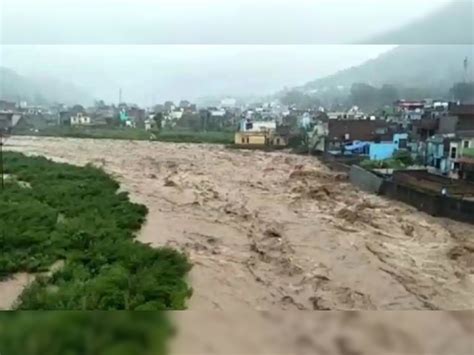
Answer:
234 119 288 147
325 119 394 152
70 112 91 125
369 133 408 161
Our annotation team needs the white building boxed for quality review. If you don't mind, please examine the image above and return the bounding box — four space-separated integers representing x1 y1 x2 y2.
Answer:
210 108 226 117
240 119 276 132
220 98 237 108
168 109 184 120
70 113 91 125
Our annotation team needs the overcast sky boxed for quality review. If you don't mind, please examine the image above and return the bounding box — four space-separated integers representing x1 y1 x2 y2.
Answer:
1 0 453 44
0 0 456 104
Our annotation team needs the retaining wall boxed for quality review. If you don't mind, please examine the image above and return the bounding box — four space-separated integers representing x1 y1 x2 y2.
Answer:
380 180 474 224
349 165 384 194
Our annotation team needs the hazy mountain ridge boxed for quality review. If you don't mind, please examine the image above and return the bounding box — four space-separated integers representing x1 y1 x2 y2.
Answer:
302 1 474 93
0 66 93 106
303 45 474 91
366 0 473 45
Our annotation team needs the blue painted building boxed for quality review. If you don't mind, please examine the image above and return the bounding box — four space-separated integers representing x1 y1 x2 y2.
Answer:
369 133 408 161
369 143 396 160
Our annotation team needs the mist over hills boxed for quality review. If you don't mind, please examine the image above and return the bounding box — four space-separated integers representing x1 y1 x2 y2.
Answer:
366 0 473 45
0 67 93 106
302 1 474 93
302 45 473 92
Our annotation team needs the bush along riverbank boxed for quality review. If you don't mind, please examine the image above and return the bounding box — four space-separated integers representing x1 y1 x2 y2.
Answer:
0 312 173 355
14 126 234 145
0 152 192 310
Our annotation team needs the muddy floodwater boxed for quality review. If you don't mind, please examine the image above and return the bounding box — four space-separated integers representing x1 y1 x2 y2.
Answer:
3 136 473 354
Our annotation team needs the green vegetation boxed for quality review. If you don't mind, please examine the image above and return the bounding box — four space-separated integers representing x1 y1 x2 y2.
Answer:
14 126 234 144
0 152 191 310
15 126 151 140
463 148 474 158
155 130 233 144
360 150 414 170
0 312 172 355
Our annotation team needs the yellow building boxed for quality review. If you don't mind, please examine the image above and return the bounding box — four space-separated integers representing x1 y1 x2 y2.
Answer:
235 131 268 145
234 131 288 147
273 135 288 146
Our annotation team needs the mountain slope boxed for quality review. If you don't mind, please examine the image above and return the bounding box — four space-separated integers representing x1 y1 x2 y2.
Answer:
303 45 474 91
366 0 473 45
0 67 93 105
302 1 473 92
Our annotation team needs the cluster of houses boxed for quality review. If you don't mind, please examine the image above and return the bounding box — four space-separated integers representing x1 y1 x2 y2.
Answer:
231 98 474 182
2 95 473 183
307 101 474 182
424 104 474 180
0 97 291 134
58 103 149 129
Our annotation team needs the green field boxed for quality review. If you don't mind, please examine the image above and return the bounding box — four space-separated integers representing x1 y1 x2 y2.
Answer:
0 152 191 310
15 126 234 144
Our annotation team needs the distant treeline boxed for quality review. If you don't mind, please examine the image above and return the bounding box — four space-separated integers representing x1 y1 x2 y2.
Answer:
279 82 474 112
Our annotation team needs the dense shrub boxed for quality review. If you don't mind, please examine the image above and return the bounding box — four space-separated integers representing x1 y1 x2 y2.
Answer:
0 312 172 355
393 150 414 166
360 150 414 170
0 152 191 310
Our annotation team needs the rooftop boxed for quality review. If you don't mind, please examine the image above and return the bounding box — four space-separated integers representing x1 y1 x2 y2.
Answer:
449 104 474 116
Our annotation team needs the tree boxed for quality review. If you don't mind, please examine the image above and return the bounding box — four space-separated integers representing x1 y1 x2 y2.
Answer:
199 110 209 131
179 100 190 108
153 112 163 131
71 104 86 115
450 82 474 103
378 84 399 106
164 101 174 111
283 114 298 130
280 90 320 110
350 83 378 111
176 113 201 131
94 100 106 108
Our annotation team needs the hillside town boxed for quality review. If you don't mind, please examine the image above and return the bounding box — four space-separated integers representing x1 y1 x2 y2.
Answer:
2 90 474 180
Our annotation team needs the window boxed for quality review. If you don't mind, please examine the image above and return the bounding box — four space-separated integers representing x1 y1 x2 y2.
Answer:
450 147 457 159
276 138 280 145
399 139 407 149
246 137 249 144
241 137 245 144
464 141 470 148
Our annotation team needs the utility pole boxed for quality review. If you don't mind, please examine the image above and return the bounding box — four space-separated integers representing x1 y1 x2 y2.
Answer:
463 57 469 83
119 88 123 105
0 131 4 191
